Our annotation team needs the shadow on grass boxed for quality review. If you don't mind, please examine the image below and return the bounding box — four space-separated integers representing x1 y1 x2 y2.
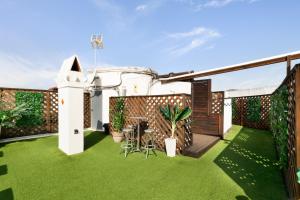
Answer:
0 144 14 199
0 188 14 200
0 165 7 176
214 127 287 200
84 131 107 150
235 195 249 200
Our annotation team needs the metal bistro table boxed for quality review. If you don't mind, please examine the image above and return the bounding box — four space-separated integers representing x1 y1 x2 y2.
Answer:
130 116 147 151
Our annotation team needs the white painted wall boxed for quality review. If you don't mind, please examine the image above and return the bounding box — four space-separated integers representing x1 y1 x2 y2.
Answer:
223 98 232 134
149 81 191 95
95 71 153 96
87 67 154 128
87 67 192 129
101 89 119 125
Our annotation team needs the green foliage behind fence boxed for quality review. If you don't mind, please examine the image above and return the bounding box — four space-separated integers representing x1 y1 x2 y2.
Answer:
246 97 261 122
270 86 288 168
15 91 44 127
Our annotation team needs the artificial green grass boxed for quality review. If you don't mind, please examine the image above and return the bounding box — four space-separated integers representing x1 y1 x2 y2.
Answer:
0 126 287 200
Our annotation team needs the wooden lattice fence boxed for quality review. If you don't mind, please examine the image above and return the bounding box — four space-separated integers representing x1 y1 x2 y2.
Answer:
0 87 91 139
232 95 271 130
211 92 224 115
109 94 193 153
231 65 300 199
277 64 300 199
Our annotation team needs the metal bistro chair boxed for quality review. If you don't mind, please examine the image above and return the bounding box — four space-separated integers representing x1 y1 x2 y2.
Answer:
143 129 157 159
121 126 136 157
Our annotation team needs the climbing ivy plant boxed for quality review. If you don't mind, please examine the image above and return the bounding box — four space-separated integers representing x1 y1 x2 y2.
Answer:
270 85 288 168
246 97 261 122
15 92 44 127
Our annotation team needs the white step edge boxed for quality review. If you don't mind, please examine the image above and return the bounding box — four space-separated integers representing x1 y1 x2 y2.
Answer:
0 133 58 144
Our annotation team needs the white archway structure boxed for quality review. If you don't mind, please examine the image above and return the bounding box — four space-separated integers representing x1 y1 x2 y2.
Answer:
56 55 84 155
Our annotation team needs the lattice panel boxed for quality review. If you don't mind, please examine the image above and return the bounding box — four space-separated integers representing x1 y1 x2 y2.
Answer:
110 94 193 153
284 67 299 199
49 91 58 132
84 93 91 128
232 95 271 130
211 92 224 114
0 88 91 139
0 89 49 138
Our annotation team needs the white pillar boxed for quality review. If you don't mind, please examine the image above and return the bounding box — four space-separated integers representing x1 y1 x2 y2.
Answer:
56 55 84 155
223 98 232 134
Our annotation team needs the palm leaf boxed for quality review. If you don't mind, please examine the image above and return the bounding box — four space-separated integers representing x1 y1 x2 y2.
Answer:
159 104 192 138
159 105 171 120
175 106 192 122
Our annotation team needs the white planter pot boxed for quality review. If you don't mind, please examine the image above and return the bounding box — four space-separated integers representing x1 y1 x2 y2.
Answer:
165 138 176 157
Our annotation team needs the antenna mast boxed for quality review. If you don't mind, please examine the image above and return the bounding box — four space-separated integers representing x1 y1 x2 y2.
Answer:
90 34 104 67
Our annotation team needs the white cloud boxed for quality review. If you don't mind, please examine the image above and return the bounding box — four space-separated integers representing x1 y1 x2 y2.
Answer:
204 0 234 8
0 52 58 89
166 26 221 56
195 0 259 10
136 4 148 11
170 39 206 56
135 0 165 14
168 27 220 39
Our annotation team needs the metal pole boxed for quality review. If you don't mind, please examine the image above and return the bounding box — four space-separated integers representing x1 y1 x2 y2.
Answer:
94 48 97 67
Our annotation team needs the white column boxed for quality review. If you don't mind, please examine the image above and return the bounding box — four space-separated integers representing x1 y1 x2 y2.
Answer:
58 86 84 155
56 55 85 155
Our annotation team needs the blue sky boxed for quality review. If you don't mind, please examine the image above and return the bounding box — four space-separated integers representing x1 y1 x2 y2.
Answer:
0 0 299 90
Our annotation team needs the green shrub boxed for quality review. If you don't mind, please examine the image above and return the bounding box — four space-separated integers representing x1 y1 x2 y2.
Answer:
0 101 27 136
111 97 125 133
246 97 261 122
15 92 44 127
270 86 288 168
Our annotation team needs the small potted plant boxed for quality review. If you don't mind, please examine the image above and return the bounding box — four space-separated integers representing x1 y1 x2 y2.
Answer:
111 97 125 143
160 104 192 157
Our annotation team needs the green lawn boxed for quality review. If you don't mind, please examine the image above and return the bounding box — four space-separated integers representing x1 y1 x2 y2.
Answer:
0 125 287 200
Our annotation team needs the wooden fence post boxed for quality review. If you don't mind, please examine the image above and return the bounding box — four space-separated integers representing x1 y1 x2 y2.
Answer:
295 67 300 168
240 98 244 126
219 92 224 138
287 56 291 75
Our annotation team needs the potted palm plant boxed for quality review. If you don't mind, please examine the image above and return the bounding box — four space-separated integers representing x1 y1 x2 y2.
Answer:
159 104 192 157
111 97 125 143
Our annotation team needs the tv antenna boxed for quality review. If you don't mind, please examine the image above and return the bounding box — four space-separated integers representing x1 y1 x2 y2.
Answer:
91 34 104 67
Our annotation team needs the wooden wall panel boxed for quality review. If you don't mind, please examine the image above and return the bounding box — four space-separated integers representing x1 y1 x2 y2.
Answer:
191 80 224 137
